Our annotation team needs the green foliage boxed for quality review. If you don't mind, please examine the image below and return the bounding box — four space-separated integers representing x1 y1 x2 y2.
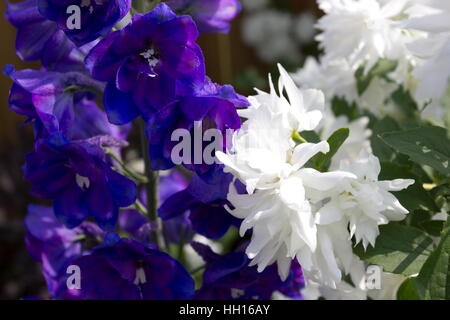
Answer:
420 221 445 237
390 86 418 119
371 116 400 162
331 97 360 121
379 162 439 214
355 59 398 96
413 220 450 300
354 224 435 276
431 184 450 213
300 130 321 144
235 67 266 94
312 128 349 172
381 126 450 177
397 278 421 300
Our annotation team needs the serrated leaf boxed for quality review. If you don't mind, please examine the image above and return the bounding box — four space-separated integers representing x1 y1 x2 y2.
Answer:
313 128 349 172
381 126 450 177
413 221 450 300
354 224 434 276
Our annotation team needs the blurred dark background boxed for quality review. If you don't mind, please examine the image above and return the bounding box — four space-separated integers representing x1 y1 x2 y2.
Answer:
0 0 320 299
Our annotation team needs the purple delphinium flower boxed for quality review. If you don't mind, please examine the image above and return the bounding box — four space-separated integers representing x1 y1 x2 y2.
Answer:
192 242 304 300
166 0 242 33
5 66 131 141
4 0 91 68
159 173 239 240
24 133 137 230
37 0 131 46
147 78 248 181
86 3 205 125
25 204 105 295
57 237 195 300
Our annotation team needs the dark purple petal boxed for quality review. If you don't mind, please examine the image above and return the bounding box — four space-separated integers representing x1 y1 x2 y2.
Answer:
53 184 90 228
119 209 147 237
155 15 199 45
87 181 118 231
187 172 232 203
103 81 140 125
190 203 236 240
38 0 131 46
106 168 137 207
159 189 197 220
166 0 241 34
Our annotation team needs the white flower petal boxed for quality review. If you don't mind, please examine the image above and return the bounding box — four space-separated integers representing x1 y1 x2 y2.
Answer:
291 141 330 169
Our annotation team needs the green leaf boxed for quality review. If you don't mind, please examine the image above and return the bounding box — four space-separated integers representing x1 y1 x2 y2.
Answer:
379 162 439 213
381 126 450 177
431 184 450 212
300 130 321 144
413 220 450 300
419 221 445 237
397 278 421 300
313 128 349 172
331 97 360 121
370 117 400 162
354 224 434 276
355 59 398 95
235 67 266 94
391 86 418 119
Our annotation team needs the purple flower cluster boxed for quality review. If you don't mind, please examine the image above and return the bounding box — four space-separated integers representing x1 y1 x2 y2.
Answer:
4 0 303 300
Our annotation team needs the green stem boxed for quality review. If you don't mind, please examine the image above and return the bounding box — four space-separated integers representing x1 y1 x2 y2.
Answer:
190 265 206 275
133 0 147 13
139 119 164 249
292 131 308 144
106 149 148 184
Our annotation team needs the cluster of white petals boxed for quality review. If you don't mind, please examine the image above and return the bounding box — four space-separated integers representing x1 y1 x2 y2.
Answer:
293 0 450 124
241 5 316 63
400 1 450 120
217 65 414 288
317 0 410 72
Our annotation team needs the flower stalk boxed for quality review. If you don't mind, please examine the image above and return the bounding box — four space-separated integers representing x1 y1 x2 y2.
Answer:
139 119 163 249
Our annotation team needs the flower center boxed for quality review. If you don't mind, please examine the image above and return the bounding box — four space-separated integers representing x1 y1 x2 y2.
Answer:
134 267 147 285
81 0 104 14
140 48 160 69
230 288 245 299
76 174 90 190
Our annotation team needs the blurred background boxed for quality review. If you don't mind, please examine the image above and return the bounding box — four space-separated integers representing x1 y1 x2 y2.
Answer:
0 0 320 299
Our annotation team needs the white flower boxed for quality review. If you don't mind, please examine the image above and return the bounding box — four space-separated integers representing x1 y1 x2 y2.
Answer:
317 0 410 71
217 67 358 285
240 64 324 134
242 10 300 63
300 220 355 287
292 57 358 102
218 66 413 289
303 256 409 300
321 153 414 248
302 257 368 300
401 1 450 109
294 12 317 43
223 163 356 283
356 76 400 118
